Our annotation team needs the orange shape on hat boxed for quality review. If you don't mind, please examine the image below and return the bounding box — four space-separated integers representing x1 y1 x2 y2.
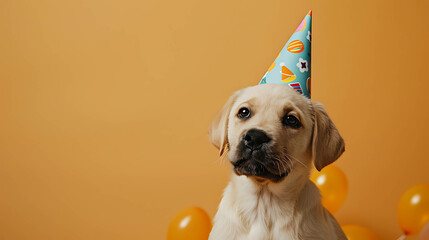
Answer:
280 64 296 83
287 40 304 53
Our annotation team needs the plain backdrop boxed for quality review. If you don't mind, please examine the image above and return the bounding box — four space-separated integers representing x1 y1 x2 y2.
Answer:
1 0 428 239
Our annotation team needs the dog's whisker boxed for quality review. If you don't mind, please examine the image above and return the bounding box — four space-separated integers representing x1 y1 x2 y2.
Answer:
279 146 308 169
277 159 287 175
275 161 284 175
270 154 289 175
285 153 308 169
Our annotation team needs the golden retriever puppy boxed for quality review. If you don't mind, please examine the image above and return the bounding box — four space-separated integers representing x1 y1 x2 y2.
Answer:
208 83 347 240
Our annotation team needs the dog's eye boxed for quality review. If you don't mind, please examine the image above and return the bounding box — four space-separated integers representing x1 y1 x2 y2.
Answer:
237 107 251 119
283 115 301 128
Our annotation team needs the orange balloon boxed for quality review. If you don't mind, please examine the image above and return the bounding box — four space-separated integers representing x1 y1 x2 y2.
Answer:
342 225 378 240
398 184 429 235
167 207 212 240
419 222 429 240
310 165 348 214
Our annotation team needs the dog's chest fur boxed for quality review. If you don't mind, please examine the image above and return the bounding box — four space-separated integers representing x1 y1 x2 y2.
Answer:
210 175 310 240
237 186 298 240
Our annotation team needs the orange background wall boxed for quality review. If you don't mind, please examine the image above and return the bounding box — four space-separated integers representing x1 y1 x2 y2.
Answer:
1 0 428 239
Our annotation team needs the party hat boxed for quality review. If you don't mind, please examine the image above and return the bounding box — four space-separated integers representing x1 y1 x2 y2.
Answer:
259 10 312 98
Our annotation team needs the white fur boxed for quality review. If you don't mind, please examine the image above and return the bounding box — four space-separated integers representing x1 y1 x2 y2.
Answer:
209 84 346 240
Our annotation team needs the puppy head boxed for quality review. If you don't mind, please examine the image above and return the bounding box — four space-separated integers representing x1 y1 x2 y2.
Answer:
209 84 345 182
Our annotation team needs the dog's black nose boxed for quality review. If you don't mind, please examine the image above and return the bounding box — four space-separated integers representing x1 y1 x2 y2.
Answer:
243 129 271 150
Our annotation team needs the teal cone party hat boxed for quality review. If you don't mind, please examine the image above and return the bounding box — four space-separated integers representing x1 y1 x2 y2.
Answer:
259 10 312 98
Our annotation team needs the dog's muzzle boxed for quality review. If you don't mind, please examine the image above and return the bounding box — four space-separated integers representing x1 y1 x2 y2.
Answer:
232 129 288 182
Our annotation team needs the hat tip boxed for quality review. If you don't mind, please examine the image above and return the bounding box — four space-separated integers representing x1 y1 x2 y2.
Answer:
308 10 312 16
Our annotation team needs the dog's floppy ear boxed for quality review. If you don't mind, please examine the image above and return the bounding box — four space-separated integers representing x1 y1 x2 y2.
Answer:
311 102 345 171
209 90 241 156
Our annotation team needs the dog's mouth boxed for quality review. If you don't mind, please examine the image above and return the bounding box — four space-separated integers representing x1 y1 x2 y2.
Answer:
232 156 290 183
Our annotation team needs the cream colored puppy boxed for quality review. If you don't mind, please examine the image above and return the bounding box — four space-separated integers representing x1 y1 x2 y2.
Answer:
208 84 347 240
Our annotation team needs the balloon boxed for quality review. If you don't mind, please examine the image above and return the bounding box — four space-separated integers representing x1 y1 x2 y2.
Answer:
419 222 429 240
341 225 378 240
310 165 348 214
398 184 429 235
167 206 212 240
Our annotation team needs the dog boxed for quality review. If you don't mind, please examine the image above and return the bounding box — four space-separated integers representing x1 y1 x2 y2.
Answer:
208 83 347 240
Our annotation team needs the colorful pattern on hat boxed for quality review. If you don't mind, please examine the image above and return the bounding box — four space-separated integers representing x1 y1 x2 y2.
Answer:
259 11 312 98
